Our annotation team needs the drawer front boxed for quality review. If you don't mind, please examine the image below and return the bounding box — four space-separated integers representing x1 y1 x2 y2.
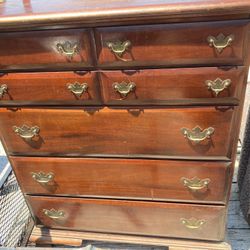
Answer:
96 21 247 68
27 196 226 241
0 107 235 159
0 72 101 105
0 29 93 70
100 67 246 105
12 156 230 204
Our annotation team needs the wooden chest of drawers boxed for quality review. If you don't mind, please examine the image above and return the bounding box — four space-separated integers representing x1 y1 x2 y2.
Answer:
0 0 250 246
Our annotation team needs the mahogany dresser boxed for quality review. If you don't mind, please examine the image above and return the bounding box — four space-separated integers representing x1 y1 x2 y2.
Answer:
0 0 250 248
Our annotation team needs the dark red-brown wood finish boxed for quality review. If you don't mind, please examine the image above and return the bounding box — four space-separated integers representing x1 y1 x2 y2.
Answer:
0 107 236 159
0 0 249 245
0 72 101 105
0 29 93 70
11 156 231 204
27 195 226 241
95 21 248 68
0 67 245 106
100 67 246 105
0 0 250 30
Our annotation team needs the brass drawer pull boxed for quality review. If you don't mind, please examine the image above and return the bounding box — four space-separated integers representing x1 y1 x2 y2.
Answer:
181 177 210 191
180 218 206 229
181 126 214 143
207 33 234 53
56 41 79 59
107 40 132 61
43 208 65 219
31 172 54 184
0 84 7 98
13 125 40 140
67 82 88 97
205 78 231 96
113 81 136 98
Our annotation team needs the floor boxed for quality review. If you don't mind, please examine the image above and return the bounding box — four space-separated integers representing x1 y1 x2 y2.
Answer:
1 142 250 249
227 154 250 250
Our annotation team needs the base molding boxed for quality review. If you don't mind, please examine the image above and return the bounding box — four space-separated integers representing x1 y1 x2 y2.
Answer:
29 227 232 250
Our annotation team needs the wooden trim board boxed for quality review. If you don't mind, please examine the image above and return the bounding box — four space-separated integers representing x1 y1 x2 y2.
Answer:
29 227 232 250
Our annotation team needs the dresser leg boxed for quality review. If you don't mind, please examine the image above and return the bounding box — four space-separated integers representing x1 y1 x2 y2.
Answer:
29 227 232 249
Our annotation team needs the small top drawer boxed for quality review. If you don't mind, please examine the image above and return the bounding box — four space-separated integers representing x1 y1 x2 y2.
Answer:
95 20 248 68
0 71 101 105
0 29 93 70
100 67 245 105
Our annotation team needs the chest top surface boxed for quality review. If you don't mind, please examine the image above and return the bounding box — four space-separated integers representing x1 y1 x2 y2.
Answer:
0 0 250 30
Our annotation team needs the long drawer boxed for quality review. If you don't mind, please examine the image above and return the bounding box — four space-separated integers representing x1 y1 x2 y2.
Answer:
0 29 93 70
0 107 235 159
95 20 248 68
11 156 230 204
100 67 245 105
0 72 101 105
27 196 226 241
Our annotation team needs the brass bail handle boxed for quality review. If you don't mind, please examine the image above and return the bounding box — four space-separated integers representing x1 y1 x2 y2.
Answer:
67 82 88 97
31 172 54 184
181 177 211 191
205 78 231 96
13 125 40 140
43 208 65 219
107 40 132 62
207 33 234 53
181 126 215 143
56 41 79 59
180 218 206 229
113 81 136 98
0 84 7 99
0 84 8 99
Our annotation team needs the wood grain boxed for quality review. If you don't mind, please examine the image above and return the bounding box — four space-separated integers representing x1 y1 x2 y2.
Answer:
95 21 248 68
0 71 101 105
11 156 231 204
0 1 248 245
0 0 250 30
30 226 232 249
100 67 246 105
26 195 226 241
0 107 236 159
0 29 93 70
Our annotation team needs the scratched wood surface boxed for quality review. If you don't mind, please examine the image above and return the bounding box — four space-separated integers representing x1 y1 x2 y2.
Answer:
1 140 249 249
1 0 250 31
